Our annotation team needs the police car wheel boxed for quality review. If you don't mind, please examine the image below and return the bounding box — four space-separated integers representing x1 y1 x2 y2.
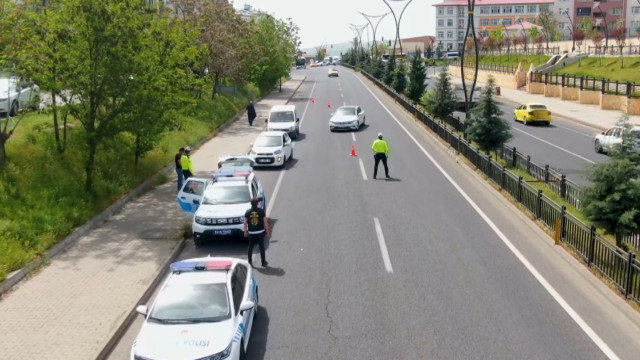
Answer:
193 234 203 247
289 149 293 161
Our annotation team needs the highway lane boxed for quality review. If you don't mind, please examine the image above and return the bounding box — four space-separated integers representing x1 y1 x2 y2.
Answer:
110 67 640 359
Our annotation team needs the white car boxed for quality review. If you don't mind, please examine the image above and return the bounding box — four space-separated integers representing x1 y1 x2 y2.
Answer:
131 257 258 360
177 169 266 246
595 125 640 154
249 131 293 167
267 104 299 139
329 106 365 131
0 77 39 116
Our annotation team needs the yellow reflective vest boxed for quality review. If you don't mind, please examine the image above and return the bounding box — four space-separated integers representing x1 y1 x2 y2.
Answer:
371 139 390 155
181 154 194 174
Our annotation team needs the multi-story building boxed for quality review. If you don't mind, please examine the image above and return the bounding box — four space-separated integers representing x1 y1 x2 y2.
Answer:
629 1 640 37
434 0 555 51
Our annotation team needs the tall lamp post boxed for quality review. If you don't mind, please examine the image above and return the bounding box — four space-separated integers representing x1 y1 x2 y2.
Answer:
382 0 415 59
359 12 390 60
459 0 479 120
593 1 609 48
350 24 367 66
563 9 575 52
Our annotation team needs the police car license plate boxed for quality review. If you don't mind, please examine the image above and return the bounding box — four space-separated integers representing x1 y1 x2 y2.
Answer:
257 159 271 163
213 229 232 235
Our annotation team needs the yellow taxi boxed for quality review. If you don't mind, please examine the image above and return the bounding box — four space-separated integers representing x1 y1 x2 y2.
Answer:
327 68 339 77
310 61 320 68
514 103 552 126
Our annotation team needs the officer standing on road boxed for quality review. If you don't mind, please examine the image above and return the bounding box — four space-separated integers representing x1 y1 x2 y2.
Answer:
246 101 257 126
244 197 270 267
181 146 194 179
175 147 185 191
371 133 390 179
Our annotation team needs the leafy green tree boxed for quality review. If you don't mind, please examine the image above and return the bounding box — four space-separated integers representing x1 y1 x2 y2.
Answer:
426 44 433 59
421 70 456 119
249 15 296 93
371 58 384 79
406 50 426 102
538 9 557 49
434 44 442 59
465 77 511 157
393 61 407 94
383 57 395 86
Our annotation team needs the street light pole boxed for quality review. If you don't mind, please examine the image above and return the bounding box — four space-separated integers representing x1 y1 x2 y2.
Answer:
563 9 575 52
459 0 479 121
382 0 415 60
350 24 367 66
359 12 390 60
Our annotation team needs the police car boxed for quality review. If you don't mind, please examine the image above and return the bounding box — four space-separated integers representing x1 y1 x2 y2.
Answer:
131 257 258 360
217 155 255 169
177 169 266 246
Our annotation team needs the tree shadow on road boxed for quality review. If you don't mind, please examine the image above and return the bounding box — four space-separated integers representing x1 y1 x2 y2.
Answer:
246 306 270 360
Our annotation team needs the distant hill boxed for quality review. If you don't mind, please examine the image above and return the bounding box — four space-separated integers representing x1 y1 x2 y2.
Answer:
300 41 371 59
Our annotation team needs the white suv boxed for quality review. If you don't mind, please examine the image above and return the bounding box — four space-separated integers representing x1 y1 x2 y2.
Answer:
177 169 266 246
267 104 300 139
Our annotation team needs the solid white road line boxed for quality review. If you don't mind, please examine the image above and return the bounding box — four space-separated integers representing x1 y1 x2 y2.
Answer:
266 80 317 217
373 218 393 273
351 132 356 142
512 127 596 164
550 123 600 138
352 72 619 360
359 158 368 181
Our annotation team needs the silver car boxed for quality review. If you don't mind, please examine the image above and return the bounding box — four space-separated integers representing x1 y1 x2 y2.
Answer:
0 78 39 116
329 106 366 131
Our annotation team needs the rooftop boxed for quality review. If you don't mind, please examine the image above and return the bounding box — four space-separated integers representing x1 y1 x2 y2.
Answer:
434 0 553 6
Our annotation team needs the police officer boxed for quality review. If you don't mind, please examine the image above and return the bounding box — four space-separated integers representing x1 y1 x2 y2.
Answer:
181 146 194 179
244 197 271 267
371 133 390 179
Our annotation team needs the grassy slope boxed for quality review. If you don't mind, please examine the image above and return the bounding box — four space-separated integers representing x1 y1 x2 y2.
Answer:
551 56 640 84
478 54 552 67
0 91 252 281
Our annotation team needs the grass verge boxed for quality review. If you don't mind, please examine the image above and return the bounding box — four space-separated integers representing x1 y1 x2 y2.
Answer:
551 56 640 84
478 53 552 67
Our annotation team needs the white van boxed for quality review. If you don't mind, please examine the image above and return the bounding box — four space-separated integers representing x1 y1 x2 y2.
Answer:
444 52 460 59
267 104 300 139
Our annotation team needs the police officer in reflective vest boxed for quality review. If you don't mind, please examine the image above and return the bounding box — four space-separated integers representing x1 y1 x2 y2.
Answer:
371 132 390 179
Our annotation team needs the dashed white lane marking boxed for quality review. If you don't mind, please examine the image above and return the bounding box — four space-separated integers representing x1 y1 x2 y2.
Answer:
351 132 356 142
353 72 619 360
266 80 317 217
374 218 393 273
512 127 596 164
359 158 368 181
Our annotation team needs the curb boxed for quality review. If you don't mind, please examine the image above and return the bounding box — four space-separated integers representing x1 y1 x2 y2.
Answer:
95 236 187 360
0 82 297 296
94 77 306 360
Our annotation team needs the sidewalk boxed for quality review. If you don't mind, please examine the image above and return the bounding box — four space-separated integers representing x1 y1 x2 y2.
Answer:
0 76 305 360
449 75 640 131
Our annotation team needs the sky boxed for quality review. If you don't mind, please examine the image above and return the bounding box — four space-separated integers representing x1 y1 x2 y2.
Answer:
231 0 438 49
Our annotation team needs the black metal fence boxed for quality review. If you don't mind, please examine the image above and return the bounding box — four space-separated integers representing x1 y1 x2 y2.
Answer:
342 62 640 304
587 44 640 55
479 47 561 56
530 72 640 98
451 60 518 74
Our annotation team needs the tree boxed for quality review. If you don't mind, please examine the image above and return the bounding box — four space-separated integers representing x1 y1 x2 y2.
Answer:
393 60 407 94
249 15 296 93
591 31 604 65
421 70 456 119
611 20 626 68
573 29 586 65
426 44 433 59
465 77 511 157
383 57 395 86
434 44 442 59
490 29 505 56
315 45 327 61
538 9 557 49
406 50 426 102
371 58 385 80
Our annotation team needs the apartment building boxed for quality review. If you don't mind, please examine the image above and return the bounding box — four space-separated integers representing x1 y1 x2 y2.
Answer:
434 0 555 51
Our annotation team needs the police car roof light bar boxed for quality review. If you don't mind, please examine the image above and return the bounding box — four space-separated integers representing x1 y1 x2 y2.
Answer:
171 259 233 272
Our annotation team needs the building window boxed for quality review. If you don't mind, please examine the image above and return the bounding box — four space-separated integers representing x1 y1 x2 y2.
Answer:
503 18 513 26
458 7 465 16
438 8 444 15
631 21 640 34
577 7 592 16
480 7 490 14
482 31 489 38
438 31 444 38
447 19 453 27
611 8 623 15
527 5 537 13
447 31 453 38
438 19 444 27
633 7 640 14
593 11 606 18
458 31 464 40
517 18 524 23
577 0 590 2
481 19 489 26
492 19 501 25
491 6 500 14
558 7 564 15
539 5 549 12
503 5 512 13
447 7 454 15
527 18 537 23
557 22 567 30
515 5 525 13
458 19 465 28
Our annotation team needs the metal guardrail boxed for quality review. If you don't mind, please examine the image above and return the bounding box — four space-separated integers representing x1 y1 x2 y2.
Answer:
587 44 640 56
347 63 640 303
530 72 640 98
451 60 518 74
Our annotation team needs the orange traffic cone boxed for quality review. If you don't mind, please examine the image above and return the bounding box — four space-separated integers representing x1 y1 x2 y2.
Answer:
328 103 332 108
351 145 358 157
311 98 316 103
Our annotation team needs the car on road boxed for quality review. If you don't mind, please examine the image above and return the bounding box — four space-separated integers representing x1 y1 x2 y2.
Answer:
329 106 366 131
310 61 320 68
177 169 266 245
218 155 256 169
249 131 293 167
0 77 39 116
327 68 339 77
594 125 640 154
267 104 300 139
514 103 552 126
131 257 258 360
295 58 306 69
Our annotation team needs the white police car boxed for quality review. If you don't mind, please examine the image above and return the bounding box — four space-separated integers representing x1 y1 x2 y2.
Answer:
177 169 266 246
217 155 255 169
131 257 258 360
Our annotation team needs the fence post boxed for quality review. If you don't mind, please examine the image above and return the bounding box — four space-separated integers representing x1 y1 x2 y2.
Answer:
560 174 567 199
526 155 531 174
561 74 565 87
560 206 567 239
601 78 605 94
627 82 632 98
544 73 548 85
588 226 597 266
501 165 506 188
544 164 549 183
580 76 584 91
536 189 543 219
616 80 619 95
512 147 517 167
518 176 523 202
625 252 636 298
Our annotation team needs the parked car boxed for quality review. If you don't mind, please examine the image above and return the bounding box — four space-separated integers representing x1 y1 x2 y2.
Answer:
595 125 640 154
327 68 339 77
329 106 366 131
0 77 39 116
514 102 552 126
266 104 300 139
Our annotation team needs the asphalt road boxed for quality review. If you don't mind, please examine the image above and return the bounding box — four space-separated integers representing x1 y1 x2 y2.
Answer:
110 67 640 360
425 66 609 186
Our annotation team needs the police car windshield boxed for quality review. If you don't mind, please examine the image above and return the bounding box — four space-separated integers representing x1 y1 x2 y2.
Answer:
150 283 230 322
269 111 294 122
203 185 251 205
254 136 282 147
336 107 356 116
